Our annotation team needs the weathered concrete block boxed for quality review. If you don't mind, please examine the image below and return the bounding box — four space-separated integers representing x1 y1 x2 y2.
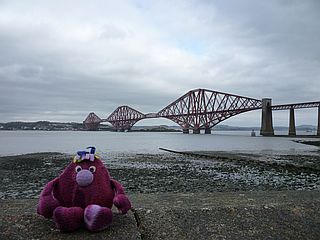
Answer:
1 192 320 240
131 191 320 240
0 200 141 240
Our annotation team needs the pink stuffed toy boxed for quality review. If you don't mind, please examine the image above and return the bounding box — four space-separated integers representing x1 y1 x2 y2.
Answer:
37 147 131 232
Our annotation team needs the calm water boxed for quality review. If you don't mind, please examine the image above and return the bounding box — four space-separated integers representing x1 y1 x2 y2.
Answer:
0 130 318 156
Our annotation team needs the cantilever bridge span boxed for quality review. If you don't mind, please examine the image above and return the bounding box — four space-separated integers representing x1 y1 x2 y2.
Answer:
84 88 320 136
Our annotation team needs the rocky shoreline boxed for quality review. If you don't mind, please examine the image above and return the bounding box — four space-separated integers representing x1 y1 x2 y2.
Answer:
1 151 320 239
1 150 320 199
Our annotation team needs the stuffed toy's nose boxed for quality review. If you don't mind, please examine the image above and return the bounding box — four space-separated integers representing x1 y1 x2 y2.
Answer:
76 170 94 187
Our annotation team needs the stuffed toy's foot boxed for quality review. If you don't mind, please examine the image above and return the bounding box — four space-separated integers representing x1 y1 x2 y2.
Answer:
53 206 84 232
84 204 113 232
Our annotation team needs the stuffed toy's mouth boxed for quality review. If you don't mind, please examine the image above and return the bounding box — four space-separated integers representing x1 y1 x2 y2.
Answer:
76 169 94 187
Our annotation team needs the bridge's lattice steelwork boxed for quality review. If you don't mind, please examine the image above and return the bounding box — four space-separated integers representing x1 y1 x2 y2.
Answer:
157 89 262 130
83 88 320 132
271 101 320 110
84 112 102 130
106 105 146 131
83 89 262 131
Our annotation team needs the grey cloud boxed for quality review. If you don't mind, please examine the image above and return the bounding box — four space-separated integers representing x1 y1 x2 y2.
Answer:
0 0 319 126
99 24 128 40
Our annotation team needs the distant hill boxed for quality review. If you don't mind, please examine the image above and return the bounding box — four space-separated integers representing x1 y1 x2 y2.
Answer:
0 121 178 132
0 121 87 131
131 125 181 132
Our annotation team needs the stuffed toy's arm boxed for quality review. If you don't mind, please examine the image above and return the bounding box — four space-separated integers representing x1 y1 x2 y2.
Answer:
111 179 131 214
37 178 60 218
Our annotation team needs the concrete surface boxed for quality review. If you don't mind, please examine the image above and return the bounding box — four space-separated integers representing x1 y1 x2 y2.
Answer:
1 191 320 239
131 191 320 240
0 200 141 240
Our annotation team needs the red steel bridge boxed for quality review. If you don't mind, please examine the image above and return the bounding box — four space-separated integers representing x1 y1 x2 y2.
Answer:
84 89 320 136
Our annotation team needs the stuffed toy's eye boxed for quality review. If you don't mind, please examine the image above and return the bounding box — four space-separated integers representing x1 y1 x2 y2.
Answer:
75 166 82 173
89 166 96 173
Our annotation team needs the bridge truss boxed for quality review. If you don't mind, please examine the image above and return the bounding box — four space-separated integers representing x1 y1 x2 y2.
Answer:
106 106 146 131
271 101 320 110
83 89 263 131
83 89 319 133
83 112 102 130
157 89 262 131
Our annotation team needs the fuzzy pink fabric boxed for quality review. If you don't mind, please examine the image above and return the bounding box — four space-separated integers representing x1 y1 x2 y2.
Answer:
53 206 84 232
84 204 113 231
37 157 131 232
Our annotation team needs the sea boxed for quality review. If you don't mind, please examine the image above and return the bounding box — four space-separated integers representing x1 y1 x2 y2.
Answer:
0 130 318 156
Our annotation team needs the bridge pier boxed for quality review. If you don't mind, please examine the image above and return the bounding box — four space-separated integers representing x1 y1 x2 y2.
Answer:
260 98 274 136
84 123 100 131
288 108 296 136
193 128 200 134
317 106 320 136
204 128 211 134
183 129 189 134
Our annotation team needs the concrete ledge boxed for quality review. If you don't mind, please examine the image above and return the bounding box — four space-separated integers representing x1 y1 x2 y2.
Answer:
131 191 320 240
1 191 320 239
0 200 141 240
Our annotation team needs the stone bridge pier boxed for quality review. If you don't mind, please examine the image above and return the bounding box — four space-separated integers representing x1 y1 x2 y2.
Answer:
204 127 212 134
286 105 320 136
260 98 274 136
288 108 296 136
317 106 320 136
260 100 320 137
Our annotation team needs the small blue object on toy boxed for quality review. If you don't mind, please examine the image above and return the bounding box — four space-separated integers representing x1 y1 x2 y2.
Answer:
74 146 97 163
87 146 96 154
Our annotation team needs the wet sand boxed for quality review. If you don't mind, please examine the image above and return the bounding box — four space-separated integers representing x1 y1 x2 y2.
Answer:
1 150 320 199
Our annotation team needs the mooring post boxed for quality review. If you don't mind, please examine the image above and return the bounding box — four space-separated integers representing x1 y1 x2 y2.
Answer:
260 98 274 136
288 108 296 136
317 105 320 136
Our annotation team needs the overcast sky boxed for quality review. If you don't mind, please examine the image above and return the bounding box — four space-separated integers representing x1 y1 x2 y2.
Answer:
0 0 319 126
